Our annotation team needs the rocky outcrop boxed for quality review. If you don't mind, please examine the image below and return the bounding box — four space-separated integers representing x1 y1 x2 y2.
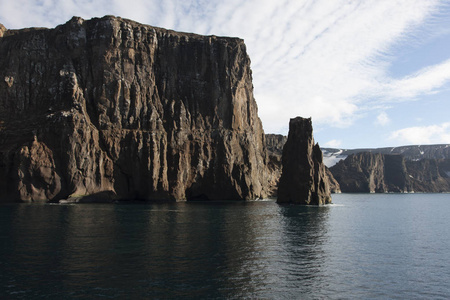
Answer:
323 144 450 168
265 134 287 197
265 133 340 195
406 159 450 193
329 152 450 193
265 133 340 196
326 145 450 193
326 168 341 194
330 153 411 193
0 23 6 38
0 16 269 202
277 117 331 205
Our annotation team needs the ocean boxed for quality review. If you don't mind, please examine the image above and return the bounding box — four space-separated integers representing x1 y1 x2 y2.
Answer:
1 193 450 299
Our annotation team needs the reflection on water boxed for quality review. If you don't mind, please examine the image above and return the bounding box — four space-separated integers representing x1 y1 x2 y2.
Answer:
277 205 330 298
0 202 331 298
4 196 448 299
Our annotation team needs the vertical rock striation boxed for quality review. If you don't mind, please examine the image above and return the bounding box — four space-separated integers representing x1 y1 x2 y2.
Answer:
277 117 331 205
265 134 287 197
329 152 414 193
0 16 268 202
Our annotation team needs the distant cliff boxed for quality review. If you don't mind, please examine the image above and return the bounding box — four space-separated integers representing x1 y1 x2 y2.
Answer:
329 153 410 193
323 144 450 168
0 16 269 202
329 152 450 193
277 117 331 205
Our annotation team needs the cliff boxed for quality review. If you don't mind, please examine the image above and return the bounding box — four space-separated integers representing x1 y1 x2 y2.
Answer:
265 133 340 195
0 16 269 202
330 152 450 193
406 159 450 193
277 117 331 205
323 144 450 168
330 153 409 193
265 134 287 197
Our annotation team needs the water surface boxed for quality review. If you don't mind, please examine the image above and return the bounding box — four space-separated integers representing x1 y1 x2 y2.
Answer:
1 194 449 299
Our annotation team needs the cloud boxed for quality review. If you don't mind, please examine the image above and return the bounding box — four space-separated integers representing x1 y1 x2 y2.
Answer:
389 122 450 145
375 111 390 126
377 58 450 100
1 0 449 138
324 139 342 148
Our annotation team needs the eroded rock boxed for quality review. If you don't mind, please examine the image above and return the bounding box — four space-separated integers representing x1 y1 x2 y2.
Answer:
0 16 268 202
277 117 331 205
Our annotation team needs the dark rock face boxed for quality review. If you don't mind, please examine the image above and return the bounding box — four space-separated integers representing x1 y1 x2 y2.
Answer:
265 133 340 195
323 144 450 168
0 16 269 202
330 153 450 193
265 134 287 197
326 144 450 193
325 168 341 194
406 159 450 193
330 153 411 193
277 117 331 205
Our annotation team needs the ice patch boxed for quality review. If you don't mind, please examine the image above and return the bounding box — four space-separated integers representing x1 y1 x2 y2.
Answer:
323 149 347 167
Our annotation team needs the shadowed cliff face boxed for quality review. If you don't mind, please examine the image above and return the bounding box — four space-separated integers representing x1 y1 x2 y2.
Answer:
0 16 268 202
330 153 410 193
406 159 450 193
265 134 340 195
277 117 331 205
265 134 287 197
329 152 450 193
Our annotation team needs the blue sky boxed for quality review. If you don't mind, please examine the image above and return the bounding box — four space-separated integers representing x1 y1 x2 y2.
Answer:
1 0 450 149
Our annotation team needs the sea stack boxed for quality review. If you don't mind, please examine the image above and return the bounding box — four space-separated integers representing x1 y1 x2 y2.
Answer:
0 16 268 202
277 117 331 205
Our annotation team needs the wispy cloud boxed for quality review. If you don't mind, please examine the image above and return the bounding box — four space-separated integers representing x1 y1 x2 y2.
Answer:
379 58 450 100
1 0 449 141
324 139 342 148
375 111 390 126
389 122 450 145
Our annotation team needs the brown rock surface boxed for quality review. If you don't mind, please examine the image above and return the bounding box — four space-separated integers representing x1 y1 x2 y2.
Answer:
330 152 412 193
277 117 331 205
326 167 341 193
406 159 450 192
0 16 268 202
0 23 6 38
265 134 287 197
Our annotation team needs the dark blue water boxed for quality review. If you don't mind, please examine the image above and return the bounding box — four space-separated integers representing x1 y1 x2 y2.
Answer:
1 194 450 299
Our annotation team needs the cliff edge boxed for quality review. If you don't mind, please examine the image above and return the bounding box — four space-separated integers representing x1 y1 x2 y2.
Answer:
0 16 268 202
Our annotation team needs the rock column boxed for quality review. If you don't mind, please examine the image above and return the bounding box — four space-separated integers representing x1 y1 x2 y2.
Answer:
277 117 331 205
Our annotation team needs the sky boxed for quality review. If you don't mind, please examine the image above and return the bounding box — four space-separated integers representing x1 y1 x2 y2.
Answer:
1 0 450 149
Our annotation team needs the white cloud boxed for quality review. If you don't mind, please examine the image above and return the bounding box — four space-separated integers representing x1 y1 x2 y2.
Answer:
378 58 450 100
1 0 449 139
375 111 390 126
389 123 450 145
324 139 342 148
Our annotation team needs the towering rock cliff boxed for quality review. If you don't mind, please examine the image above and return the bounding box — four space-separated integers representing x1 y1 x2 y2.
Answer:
265 133 340 195
277 117 331 205
0 16 269 202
